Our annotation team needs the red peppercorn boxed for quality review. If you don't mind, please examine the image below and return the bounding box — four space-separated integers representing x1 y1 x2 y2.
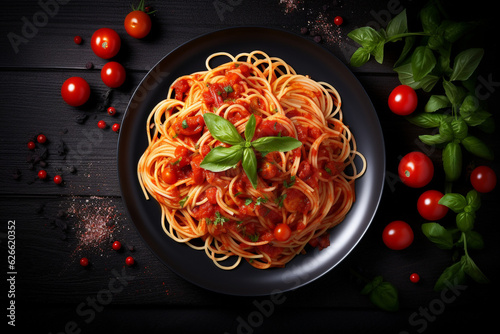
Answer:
334 16 343 26
53 175 63 184
37 134 47 144
38 170 47 179
107 106 117 116
112 241 122 251
74 36 83 44
80 257 89 267
28 141 36 150
112 123 120 133
410 273 420 283
125 256 135 266
98 120 107 129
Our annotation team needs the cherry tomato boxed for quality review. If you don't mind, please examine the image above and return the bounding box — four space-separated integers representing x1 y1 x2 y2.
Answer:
101 62 126 88
274 223 292 241
417 190 448 221
61 77 91 107
125 256 135 266
27 141 36 150
74 36 82 44
410 273 420 283
38 170 47 180
388 85 418 116
470 166 497 193
112 241 122 251
91 28 121 59
334 16 343 26
37 134 47 144
124 10 152 39
382 220 414 250
79 257 89 267
97 120 107 129
53 175 63 184
398 151 434 188
107 106 117 116
112 123 120 132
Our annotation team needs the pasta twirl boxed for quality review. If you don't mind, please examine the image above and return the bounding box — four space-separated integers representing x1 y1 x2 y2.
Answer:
137 51 366 270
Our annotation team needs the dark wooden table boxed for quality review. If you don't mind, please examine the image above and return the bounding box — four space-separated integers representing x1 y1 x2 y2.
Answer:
2 0 499 333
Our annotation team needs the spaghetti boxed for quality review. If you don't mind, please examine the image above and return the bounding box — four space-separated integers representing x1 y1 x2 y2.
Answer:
137 51 366 270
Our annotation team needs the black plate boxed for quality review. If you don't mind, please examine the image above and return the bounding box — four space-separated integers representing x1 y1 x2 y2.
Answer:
118 27 385 296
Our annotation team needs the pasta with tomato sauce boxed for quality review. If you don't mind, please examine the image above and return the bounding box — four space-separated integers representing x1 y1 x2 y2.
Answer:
137 51 366 269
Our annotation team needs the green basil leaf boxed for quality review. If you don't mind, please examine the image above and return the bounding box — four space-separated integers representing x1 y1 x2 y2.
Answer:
459 94 479 118
373 41 385 64
350 47 371 67
418 133 450 146
242 148 258 189
442 141 462 182
466 190 481 212
456 212 475 232
420 3 441 33
245 114 256 142
421 223 454 249
252 136 302 153
451 118 468 140
386 9 407 38
200 145 243 172
461 135 494 160
462 254 489 284
434 260 466 291
347 26 384 50
394 36 415 67
442 80 467 106
203 113 244 146
450 48 484 81
463 109 492 127
411 46 437 82
477 117 495 134
369 280 399 312
439 192 467 213
464 231 484 250
394 62 440 92
406 113 446 128
443 21 473 43
425 95 451 113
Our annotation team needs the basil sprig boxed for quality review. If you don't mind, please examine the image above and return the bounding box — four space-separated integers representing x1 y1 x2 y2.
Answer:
421 190 489 291
200 113 302 189
349 2 494 185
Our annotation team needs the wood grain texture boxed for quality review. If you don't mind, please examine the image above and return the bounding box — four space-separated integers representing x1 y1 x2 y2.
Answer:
1 0 500 332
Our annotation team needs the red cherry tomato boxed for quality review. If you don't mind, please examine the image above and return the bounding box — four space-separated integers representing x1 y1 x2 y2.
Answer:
417 190 448 221
79 257 89 267
124 10 152 39
101 62 126 88
61 77 91 107
382 220 414 250
388 85 418 115
470 166 497 193
125 256 135 266
91 28 121 59
398 151 434 188
410 273 420 283
112 241 122 251
274 223 292 241
334 16 343 26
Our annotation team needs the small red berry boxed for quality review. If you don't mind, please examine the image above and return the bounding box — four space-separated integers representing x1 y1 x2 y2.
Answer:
37 134 47 144
38 170 48 179
98 120 107 129
74 36 83 44
112 241 122 251
28 141 36 150
410 273 420 283
53 175 63 184
80 257 89 267
112 123 120 132
334 16 343 26
107 106 117 116
125 256 135 266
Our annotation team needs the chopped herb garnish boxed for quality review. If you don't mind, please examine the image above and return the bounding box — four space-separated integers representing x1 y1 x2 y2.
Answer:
275 194 287 208
172 157 182 165
249 233 259 242
244 198 253 206
284 176 296 188
181 119 188 129
255 196 268 205
234 191 242 197
325 167 332 174
224 85 233 93
179 196 189 208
